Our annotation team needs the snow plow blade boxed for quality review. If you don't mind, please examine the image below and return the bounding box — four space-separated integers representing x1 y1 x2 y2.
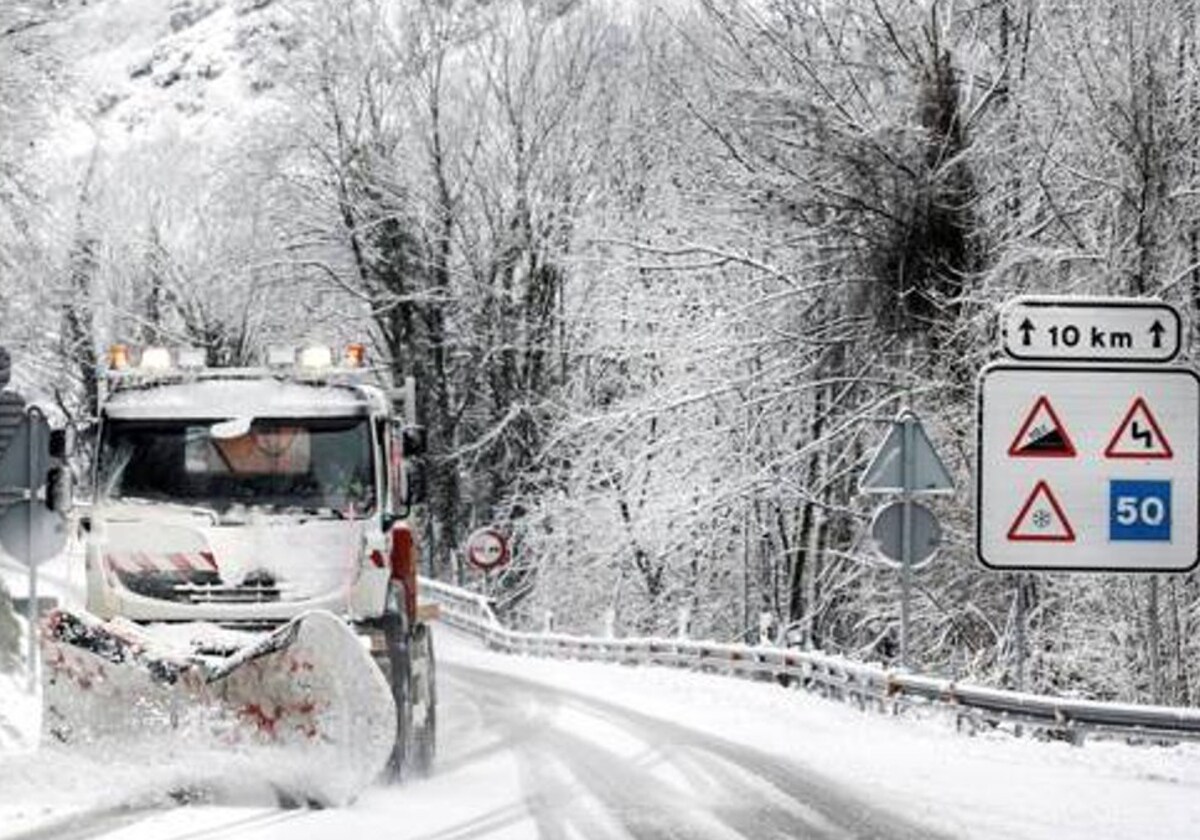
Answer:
41 609 397 804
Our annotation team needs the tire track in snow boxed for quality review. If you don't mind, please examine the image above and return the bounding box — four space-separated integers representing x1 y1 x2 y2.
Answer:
2 805 311 840
0 805 168 840
445 661 952 840
0 716 25 750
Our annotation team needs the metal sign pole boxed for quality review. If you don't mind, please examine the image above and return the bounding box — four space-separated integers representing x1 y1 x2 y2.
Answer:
25 408 38 691
900 415 915 670
1014 573 1026 693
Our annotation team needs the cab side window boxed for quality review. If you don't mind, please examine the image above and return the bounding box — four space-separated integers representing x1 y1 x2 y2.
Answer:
375 418 392 513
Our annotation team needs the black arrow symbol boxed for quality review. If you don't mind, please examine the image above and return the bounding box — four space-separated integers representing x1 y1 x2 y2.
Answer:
1132 421 1154 449
1149 320 1166 349
1018 318 1035 346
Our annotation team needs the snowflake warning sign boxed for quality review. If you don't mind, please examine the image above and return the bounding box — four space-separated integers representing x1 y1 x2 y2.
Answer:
1105 397 1173 459
1007 481 1076 542
1008 396 1076 458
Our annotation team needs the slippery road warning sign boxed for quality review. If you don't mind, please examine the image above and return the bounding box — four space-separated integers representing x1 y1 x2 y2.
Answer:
1008 396 1076 458
1105 397 1173 459
1007 481 1076 542
978 364 1199 572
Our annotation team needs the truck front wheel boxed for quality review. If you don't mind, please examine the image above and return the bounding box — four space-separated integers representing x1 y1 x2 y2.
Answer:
408 621 436 777
371 586 412 783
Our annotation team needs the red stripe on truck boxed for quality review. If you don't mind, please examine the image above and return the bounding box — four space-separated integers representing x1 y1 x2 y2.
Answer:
390 524 418 623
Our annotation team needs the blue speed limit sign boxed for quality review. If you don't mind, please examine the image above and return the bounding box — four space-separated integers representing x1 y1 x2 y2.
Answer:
1109 480 1172 542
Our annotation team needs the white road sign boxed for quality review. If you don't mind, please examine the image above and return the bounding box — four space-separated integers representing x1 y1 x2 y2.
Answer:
977 364 1199 572
465 526 509 572
1001 297 1181 363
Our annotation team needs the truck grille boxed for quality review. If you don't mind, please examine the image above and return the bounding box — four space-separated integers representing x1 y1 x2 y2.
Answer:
172 581 282 605
115 571 282 605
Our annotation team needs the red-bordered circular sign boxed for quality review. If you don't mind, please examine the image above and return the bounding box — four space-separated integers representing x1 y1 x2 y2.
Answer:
466 527 509 571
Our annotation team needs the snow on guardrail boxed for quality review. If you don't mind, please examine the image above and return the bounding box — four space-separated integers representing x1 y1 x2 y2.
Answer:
419 577 1200 743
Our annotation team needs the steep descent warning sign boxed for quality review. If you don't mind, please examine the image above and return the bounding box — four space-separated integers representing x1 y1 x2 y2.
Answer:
1008 396 1076 457
1007 481 1076 542
1105 397 1173 459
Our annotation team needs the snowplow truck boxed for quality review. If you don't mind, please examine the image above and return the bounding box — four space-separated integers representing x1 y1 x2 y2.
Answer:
41 342 436 794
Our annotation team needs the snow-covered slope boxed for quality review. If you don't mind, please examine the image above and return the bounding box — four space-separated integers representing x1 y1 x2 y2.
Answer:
38 0 295 157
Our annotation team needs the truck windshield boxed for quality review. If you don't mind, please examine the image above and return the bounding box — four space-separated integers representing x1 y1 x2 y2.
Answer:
98 417 376 517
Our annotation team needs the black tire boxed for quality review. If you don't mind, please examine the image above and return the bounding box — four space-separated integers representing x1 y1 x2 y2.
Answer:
373 588 412 784
408 622 437 777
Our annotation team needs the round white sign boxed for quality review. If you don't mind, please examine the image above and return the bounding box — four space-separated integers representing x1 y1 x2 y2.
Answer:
466 527 509 572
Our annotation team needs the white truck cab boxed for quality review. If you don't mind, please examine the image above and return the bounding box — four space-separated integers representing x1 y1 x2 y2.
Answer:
76 342 435 777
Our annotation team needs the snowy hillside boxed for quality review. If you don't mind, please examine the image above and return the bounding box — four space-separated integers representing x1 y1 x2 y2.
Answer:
34 0 293 158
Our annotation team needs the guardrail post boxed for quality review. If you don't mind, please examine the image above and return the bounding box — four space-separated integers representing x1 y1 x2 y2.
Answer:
758 612 775 646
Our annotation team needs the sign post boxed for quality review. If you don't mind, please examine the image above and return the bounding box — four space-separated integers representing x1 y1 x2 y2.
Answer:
980 297 1196 700
861 410 953 669
900 418 915 670
0 353 67 690
25 407 37 689
464 526 510 598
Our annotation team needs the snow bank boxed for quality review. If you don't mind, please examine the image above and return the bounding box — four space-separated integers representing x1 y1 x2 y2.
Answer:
0 736 357 836
0 666 38 755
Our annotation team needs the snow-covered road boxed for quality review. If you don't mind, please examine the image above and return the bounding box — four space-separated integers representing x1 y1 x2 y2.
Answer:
3 630 933 840
426 659 935 839
5 623 1200 840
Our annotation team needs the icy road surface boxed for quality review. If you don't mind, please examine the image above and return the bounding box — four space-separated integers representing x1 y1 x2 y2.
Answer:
5 625 1200 840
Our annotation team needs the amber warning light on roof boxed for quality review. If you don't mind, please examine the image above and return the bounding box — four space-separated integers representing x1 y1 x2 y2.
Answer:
105 343 370 374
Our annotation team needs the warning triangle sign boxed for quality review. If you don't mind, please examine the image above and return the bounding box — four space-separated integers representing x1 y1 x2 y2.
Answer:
1105 397 1173 459
1007 481 1076 542
1008 396 1076 458
859 411 954 494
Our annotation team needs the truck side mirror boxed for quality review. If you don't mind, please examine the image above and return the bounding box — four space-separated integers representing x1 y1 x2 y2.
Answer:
49 427 75 460
400 461 425 506
402 425 426 457
46 466 74 514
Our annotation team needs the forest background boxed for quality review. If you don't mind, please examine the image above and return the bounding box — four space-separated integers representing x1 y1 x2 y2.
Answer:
1 0 1198 708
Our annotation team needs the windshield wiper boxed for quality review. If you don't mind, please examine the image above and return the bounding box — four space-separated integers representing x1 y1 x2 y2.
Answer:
301 506 346 521
107 496 221 524
255 504 347 521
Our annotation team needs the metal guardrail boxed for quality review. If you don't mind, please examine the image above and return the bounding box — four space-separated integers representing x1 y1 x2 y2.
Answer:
420 577 1200 743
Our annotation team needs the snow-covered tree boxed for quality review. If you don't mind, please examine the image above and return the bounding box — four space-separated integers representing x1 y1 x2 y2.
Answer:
280 0 622 574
